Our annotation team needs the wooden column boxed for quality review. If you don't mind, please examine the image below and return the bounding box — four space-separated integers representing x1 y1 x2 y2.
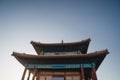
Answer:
21 67 27 80
32 69 37 80
81 64 84 80
64 72 66 80
91 63 97 80
27 71 31 80
36 73 40 80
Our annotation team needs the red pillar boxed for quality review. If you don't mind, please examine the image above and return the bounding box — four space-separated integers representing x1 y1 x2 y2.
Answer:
21 67 27 80
32 69 37 80
64 72 66 80
91 63 97 80
36 73 40 80
81 64 85 80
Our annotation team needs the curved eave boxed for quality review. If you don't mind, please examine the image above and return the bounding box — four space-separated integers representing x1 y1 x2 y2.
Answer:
31 38 91 46
31 38 91 54
12 49 109 70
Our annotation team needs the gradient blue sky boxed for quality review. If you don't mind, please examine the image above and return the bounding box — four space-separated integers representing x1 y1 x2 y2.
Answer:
0 0 120 80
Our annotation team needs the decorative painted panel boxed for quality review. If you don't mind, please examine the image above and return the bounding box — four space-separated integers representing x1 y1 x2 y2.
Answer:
25 63 95 69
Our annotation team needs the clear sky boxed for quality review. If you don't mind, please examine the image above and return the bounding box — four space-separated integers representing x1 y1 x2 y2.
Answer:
0 0 120 80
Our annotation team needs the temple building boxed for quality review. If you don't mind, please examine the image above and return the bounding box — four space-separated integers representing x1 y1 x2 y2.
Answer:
12 38 109 80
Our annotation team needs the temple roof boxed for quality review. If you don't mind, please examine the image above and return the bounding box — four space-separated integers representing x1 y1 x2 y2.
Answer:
12 49 109 70
31 38 91 55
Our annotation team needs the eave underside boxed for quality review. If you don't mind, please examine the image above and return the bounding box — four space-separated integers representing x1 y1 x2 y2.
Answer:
12 49 109 70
